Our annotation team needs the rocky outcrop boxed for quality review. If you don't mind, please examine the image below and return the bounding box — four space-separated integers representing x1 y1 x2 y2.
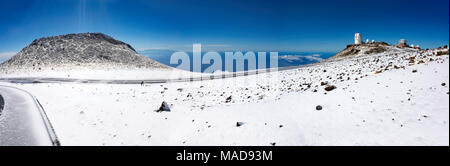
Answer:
0 33 170 74
330 42 390 60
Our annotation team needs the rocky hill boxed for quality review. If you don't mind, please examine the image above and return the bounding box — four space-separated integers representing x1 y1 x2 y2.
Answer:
329 42 400 60
0 33 170 75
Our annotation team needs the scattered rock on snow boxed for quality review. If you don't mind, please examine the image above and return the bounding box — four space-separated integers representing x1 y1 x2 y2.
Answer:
324 85 336 91
236 122 244 127
226 96 232 103
316 105 323 111
156 101 171 112
408 57 416 63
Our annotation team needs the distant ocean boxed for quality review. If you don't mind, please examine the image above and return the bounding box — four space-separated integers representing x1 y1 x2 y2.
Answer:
139 50 336 73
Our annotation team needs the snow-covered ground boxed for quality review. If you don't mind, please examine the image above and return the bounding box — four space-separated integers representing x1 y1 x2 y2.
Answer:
0 47 448 146
0 67 206 80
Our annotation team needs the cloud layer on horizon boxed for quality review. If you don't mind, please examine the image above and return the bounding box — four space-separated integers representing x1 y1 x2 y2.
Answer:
278 54 324 62
0 52 16 61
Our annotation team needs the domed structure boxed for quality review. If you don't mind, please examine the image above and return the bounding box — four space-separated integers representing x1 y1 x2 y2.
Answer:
395 39 409 48
355 33 363 44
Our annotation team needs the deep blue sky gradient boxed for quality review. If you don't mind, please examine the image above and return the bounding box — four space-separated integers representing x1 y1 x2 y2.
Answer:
0 0 448 54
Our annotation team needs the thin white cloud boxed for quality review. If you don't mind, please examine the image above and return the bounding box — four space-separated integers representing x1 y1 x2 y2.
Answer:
279 54 324 62
138 44 230 52
203 44 230 47
183 44 230 47
137 47 170 52
0 52 16 59
302 55 323 61
279 55 301 62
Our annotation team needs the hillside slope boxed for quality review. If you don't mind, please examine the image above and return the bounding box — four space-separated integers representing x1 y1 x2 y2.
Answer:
0 33 184 79
1 45 447 145
328 42 418 60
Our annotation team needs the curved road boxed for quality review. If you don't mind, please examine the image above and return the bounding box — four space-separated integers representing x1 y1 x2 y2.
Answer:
0 85 60 146
0 64 323 84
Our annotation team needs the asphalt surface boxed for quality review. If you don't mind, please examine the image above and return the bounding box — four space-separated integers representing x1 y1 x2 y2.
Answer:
0 85 60 146
0 64 318 85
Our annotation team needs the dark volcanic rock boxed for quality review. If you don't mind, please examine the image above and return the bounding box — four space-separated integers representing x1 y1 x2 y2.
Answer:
365 46 387 54
324 85 336 91
329 42 390 59
0 33 169 74
156 101 171 112
316 105 323 111
436 50 449 56
226 96 232 103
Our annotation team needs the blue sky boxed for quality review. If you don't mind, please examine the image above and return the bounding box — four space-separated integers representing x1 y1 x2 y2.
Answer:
0 0 448 58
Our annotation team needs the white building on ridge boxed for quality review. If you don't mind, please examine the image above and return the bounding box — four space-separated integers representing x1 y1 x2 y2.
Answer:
355 33 362 44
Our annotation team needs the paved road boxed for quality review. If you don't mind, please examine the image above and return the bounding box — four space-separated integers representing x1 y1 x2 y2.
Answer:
0 85 60 146
0 64 320 85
